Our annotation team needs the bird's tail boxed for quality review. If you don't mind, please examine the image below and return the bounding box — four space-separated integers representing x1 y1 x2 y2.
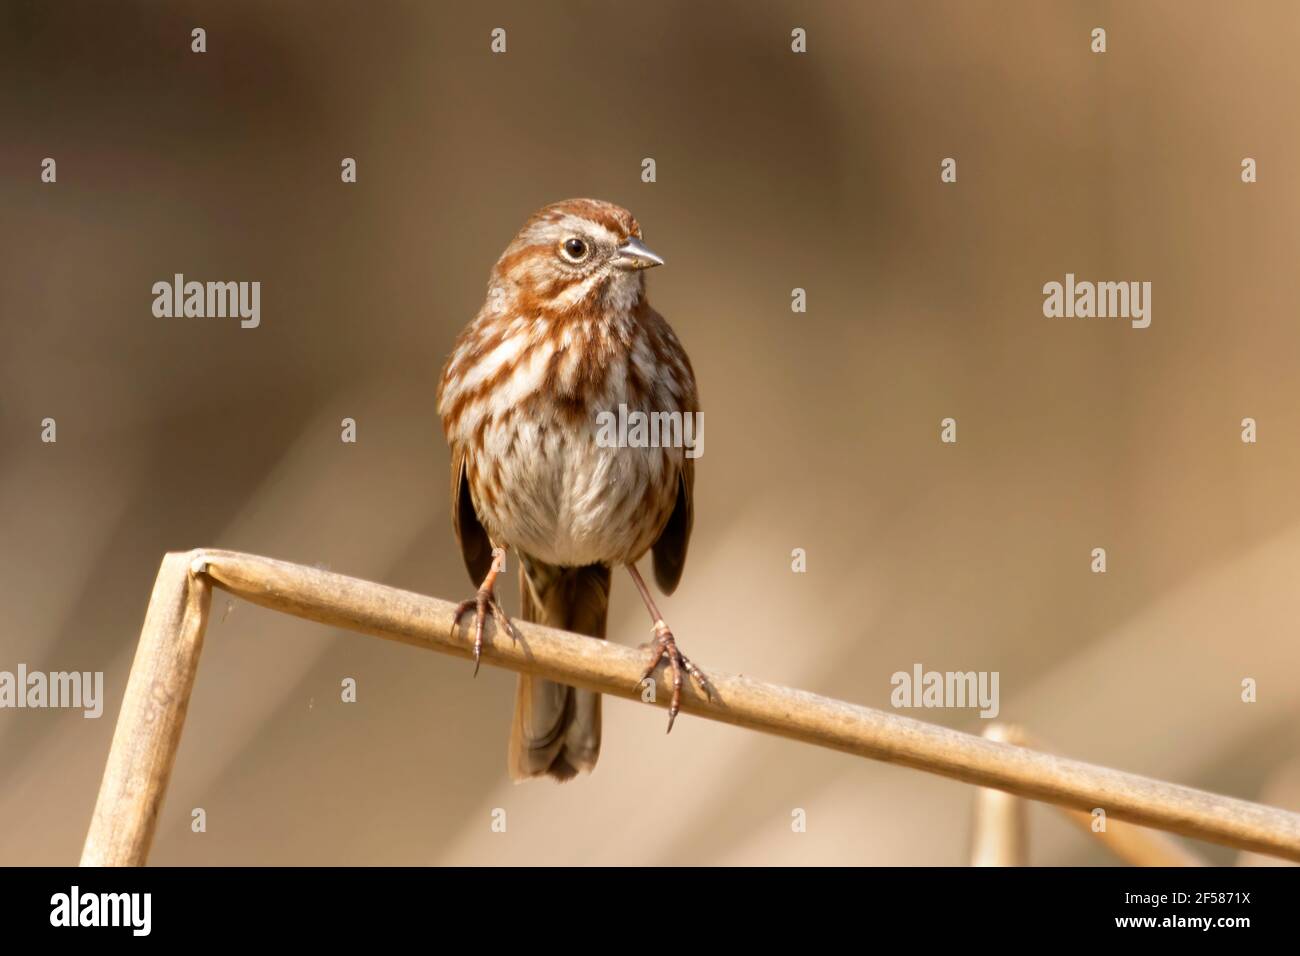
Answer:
508 560 611 782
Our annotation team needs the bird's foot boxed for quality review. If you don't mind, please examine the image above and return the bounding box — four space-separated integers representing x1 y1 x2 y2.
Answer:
639 620 713 733
452 584 517 676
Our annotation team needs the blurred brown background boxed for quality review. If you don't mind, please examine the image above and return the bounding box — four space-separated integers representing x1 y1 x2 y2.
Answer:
2 0 1298 865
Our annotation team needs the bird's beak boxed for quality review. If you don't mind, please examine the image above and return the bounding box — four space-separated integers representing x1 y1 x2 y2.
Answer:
613 237 665 270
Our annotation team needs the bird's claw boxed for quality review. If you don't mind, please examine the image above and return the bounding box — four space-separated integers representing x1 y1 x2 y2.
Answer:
640 620 712 733
452 586 517 676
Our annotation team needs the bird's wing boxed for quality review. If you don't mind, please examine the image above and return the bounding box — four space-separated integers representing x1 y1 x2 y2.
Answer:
651 456 693 594
450 443 494 585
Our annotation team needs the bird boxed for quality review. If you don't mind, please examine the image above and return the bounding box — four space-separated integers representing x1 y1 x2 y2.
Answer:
436 198 711 782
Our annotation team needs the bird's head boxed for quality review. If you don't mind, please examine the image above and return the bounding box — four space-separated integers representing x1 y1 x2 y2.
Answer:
491 199 663 318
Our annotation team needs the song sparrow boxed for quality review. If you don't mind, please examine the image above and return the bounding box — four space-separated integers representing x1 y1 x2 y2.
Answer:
437 198 711 781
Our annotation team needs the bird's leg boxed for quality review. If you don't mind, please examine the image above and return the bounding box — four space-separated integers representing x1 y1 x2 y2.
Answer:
626 563 712 733
452 547 517 676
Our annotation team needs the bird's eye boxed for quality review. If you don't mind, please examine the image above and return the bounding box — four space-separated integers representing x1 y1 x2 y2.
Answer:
561 237 588 262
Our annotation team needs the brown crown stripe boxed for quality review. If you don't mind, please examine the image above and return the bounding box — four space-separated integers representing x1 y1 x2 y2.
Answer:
529 198 639 239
